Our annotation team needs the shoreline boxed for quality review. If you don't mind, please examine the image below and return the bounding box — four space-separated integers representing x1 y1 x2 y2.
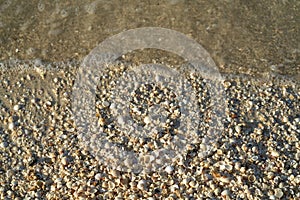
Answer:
0 58 299 85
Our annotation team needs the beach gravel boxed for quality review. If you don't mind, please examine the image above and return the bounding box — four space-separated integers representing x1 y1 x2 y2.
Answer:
0 60 299 199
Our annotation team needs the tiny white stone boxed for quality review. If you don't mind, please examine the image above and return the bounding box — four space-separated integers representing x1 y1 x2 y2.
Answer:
165 165 174 174
269 195 276 200
137 180 146 190
102 101 110 107
282 116 289 123
270 65 277 71
8 122 14 130
131 106 139 113
117 116 125 125
61 157 68 165
0 142 8 148
95 173 102 180
170 184 179 192
200 143 207 151
235 125 241 133
13 104 20 111
219 176 230 183
220 164 226 171
221 189 230 196
110 103 117 111
271 150 280 157
46 101 52 106
66 181 72 188
274 188 283 198
144 116 151 124
31 98 37 104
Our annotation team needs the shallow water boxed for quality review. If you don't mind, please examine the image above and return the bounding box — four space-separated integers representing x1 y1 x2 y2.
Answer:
0 0 299 79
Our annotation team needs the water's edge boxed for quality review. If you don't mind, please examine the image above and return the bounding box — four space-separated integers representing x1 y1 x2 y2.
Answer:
0 59 298 87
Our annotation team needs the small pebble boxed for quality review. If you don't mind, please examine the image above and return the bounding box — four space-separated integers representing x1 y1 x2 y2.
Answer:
219 176 230 183
269 195 276 200
224 81 231 88
95 173 102 180
165 166 174 174
221 189 230 196
271 150 280 157
235 125 241 133
13 104 21 111
144 116 151 124
8 122 14 130
61 157 68 165
137 180 147 190
0 141 8 148
117 116 125 125
110 169 120 177
274 188 283 198
66 182 72 188
102 101 110 107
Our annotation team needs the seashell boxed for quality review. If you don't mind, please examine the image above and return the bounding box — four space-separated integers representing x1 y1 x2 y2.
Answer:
143 116 152 125
95 173 102 181
189 180 198 188
181 178 189 186
8 122 15 130
61 157 68 166
274 188 283 198
219 176 230 183
170 184 179 192
110 169 120 177
165 166 174 174
137 180 147 190
221 189 230 197
235 125 241 133
248 175 256 182
270 150 280 157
